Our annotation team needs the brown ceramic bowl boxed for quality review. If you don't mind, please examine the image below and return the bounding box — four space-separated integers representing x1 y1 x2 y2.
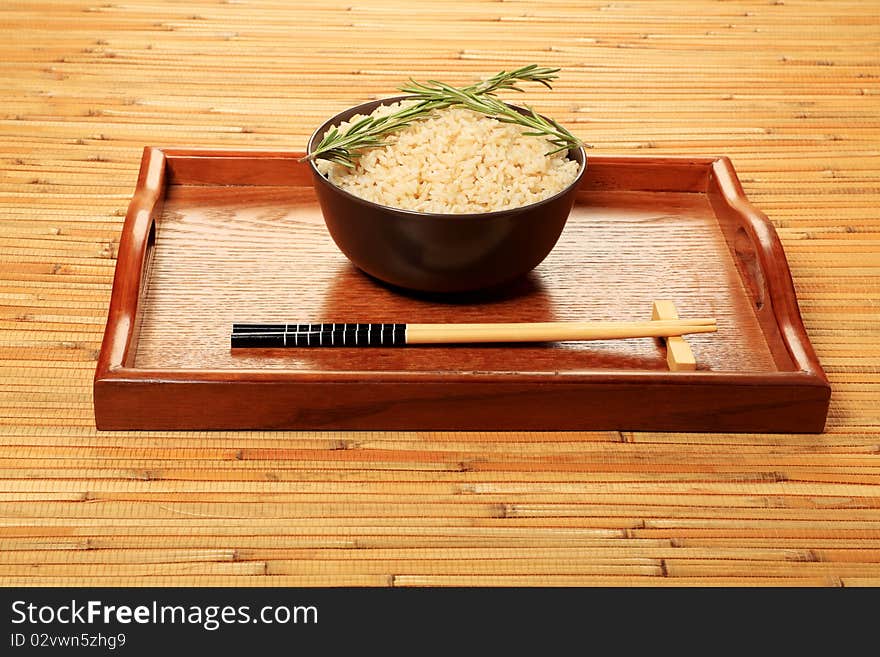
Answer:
307 95 587 293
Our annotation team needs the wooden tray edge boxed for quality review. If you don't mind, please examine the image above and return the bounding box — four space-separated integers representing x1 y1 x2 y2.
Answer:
163 148 718 190
708 157 829 389
93 377 831 433
95 147 165 380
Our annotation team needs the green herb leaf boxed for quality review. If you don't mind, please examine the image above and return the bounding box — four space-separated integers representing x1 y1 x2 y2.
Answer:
302 66 583 165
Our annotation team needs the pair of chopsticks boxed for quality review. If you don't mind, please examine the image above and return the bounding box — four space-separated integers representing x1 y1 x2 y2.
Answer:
230 318 717 348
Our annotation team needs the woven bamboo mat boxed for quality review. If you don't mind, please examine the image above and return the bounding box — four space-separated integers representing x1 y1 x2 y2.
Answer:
1 0 879 587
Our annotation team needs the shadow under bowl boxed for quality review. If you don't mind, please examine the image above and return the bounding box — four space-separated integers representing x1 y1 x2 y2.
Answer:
307 95 587 294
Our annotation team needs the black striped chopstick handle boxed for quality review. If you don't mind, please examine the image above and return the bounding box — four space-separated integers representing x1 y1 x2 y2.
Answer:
231 323 407 348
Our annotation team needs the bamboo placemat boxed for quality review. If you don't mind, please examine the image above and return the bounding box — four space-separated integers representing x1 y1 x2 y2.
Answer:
1 0 878 586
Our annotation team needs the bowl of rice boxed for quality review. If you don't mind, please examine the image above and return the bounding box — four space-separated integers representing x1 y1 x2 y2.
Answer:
307 95 587 293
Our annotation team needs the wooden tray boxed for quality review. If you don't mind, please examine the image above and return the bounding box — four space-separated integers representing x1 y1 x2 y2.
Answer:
94 148 830 432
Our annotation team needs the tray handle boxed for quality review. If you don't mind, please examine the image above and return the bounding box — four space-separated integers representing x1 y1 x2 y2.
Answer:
95 147 166 374
708 157 826 379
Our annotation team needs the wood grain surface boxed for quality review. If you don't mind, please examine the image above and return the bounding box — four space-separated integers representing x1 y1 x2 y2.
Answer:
137 165 772 373
2 0 879 585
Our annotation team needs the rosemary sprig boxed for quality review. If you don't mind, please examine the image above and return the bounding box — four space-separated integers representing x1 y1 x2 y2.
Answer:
304 65 583 167
400 76 582 157
304 97 446 168
460 64 561 95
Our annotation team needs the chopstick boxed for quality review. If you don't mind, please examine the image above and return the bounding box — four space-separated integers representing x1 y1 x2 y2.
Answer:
231 319 717 348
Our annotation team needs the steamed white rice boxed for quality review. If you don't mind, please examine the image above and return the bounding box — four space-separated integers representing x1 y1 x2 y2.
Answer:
315 102 580 214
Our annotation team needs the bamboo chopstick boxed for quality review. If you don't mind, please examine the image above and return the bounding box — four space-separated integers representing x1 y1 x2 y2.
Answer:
231 319 717 348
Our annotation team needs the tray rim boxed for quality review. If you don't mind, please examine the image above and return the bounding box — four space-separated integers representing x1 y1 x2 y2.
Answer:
93 147 830 431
